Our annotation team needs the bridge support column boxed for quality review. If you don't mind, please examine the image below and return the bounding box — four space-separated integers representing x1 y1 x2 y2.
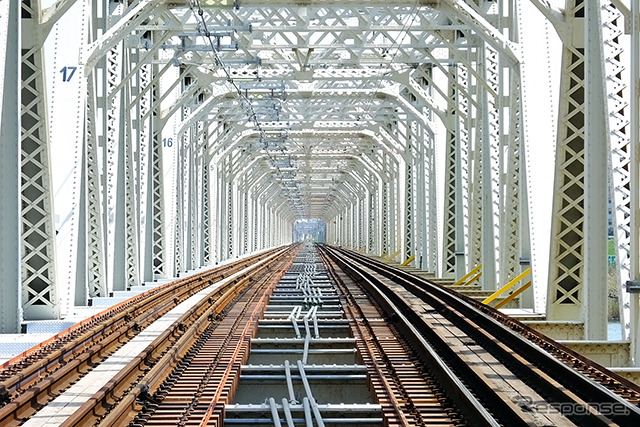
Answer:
341 207 346 247
349 202 356 249
20 0 59 321
381 180 389 256
345 204 351 248
403 155 414 264
260 197 266 251
547 0 587 323
173 117 186 275
113 64 140 290
583 0 608 340
201 144 211 266
366 191 373 252
0 0 21 332
241 186 249 256
630 0 640 365
546 1 613 339
147 69 166 280
251 191 258 252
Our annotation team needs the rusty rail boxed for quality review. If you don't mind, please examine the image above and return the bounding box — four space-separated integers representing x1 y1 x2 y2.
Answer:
63 246 297 426
0 246 292 426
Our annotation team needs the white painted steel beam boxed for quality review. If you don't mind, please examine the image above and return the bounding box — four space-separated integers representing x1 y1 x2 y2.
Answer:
20 0 60 322
11 0 624 349
630 0 640 365
583 0 609 340
0 0 21 332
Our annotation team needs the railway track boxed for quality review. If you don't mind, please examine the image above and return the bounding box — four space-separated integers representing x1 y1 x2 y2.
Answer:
61 245 299 427
4 243 640 426
320 245 640 426
0 246 295 426
125 246 463 426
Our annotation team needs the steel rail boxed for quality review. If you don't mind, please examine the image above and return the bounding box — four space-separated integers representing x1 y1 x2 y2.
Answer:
324 245 640 426
320 245 505 426
319 248 464 426
0 246 290 426
82 248 295 426
61 246 297 427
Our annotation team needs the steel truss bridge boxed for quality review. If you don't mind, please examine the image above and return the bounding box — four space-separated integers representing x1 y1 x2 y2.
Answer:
1 0 640 364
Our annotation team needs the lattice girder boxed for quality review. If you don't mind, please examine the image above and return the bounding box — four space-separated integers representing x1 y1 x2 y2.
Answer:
603 1 632 339
0 0 21 332
4 0 545 324
21 0 59 321
547 0 586 321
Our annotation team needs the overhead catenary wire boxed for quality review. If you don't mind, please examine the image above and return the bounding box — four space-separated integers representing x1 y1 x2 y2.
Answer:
189 0 306 216
361 1 422 122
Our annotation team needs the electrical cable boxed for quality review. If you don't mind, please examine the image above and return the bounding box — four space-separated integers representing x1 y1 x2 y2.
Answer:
189 0 307 216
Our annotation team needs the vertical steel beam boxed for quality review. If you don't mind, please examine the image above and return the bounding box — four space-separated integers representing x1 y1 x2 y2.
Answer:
510 66 534 307
268 206 274 248
102 1 126 292
252 193 258 250
217 162 226 260
253 193 259 252
547 0 586 321
404 151 414 261
20 0 59 320
357 195 364 250
500 47 533 305
602 1 633 340
425 131 438 273
629 0 640 364
381 180 389 255
203 154 212 265
242 188 249 255
173 129 184 274
583 0 608 339
499 73 523 286
260 196 266 250
147 71 166 279
127 45 151 288
368 190 375 253
458 64 471 277
112 63 139 291
481 45 500 290
342 206 347 247
336 212 341 246
388 175 397 258
348 204 352 248
468 61 484 281
173 105 189 275
0 0 21 332
227 172 234 257
185 128 195 271
442 70 459 277
348 203 354 248
114 64 140 290
77 75 109 302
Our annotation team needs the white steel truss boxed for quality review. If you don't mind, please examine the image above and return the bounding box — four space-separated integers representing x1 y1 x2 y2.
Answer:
20 0 59 321
0 0 637 366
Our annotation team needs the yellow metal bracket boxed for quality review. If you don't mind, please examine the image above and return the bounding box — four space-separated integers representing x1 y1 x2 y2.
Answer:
494 282 532 309
453 265 482 286
384 249 401 262
400 255 415 266
358 246 366 253
482 268 531 305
